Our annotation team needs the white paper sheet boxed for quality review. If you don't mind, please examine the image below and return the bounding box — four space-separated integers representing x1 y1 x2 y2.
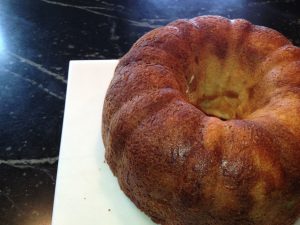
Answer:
52 60 155 225
52 60 300 225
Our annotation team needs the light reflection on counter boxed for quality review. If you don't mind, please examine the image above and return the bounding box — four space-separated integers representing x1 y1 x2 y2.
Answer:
0 28 5 55
23 205 52 225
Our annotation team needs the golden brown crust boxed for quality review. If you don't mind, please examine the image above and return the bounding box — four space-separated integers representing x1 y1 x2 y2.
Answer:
102 15 300 225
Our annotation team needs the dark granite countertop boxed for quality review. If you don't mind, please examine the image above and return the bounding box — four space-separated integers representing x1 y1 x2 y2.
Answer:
0 0 299 224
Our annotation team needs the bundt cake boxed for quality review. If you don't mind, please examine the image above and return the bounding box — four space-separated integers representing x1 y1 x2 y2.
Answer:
102 15 300 225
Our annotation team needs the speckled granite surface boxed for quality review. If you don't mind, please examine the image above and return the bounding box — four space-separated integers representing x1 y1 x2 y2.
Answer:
0 0 299 224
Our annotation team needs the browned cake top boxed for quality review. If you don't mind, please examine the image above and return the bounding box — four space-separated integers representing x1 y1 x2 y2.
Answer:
102 15 300 225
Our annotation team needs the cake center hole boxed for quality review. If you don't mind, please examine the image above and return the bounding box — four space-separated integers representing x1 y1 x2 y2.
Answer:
186 56 252 120
197 90 240 120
